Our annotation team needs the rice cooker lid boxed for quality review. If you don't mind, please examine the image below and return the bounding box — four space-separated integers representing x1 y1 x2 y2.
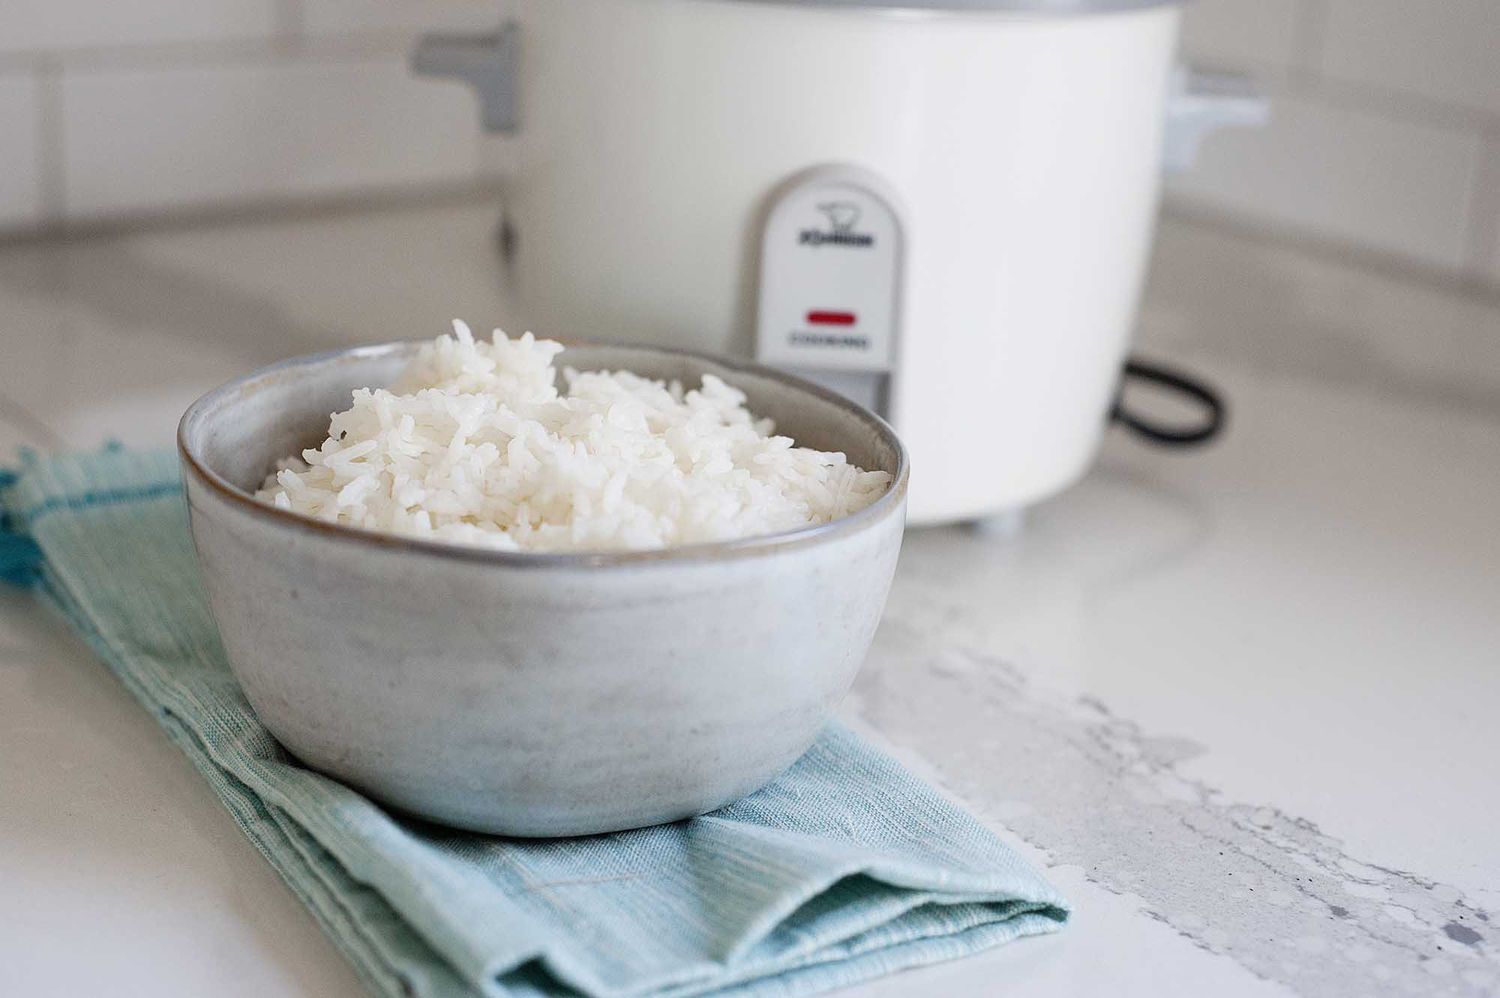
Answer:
725 0 1183 13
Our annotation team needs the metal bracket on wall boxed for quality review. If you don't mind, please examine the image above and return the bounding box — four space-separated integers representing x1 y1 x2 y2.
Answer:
1164 66 1270 172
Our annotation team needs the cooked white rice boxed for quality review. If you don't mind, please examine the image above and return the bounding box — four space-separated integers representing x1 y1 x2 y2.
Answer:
255 322 892 553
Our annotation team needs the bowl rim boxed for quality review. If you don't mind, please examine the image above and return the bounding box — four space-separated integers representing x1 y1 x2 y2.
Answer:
178 338 910 568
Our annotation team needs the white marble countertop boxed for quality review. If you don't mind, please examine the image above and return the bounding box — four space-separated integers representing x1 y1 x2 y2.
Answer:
1 198 1496 998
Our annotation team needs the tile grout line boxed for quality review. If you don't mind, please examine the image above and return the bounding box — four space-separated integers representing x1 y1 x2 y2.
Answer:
0 180 505 248
1459 131 1500 287
0 32 421 76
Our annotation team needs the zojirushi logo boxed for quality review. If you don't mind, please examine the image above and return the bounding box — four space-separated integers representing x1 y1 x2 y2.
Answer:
800 230 875 247
799 202 875 248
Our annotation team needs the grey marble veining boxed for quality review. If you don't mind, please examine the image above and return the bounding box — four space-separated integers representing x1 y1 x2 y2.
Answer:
854 622 1496 996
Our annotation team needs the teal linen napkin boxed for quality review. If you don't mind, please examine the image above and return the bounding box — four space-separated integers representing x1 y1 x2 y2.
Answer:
0 448 1068 998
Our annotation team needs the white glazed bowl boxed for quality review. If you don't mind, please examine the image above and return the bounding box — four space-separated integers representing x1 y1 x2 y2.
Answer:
178 342 908 837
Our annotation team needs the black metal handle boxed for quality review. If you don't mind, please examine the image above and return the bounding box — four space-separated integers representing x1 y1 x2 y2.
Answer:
1112 358 1227 448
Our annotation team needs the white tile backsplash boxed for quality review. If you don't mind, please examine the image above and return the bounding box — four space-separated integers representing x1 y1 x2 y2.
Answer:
61 56 484 219
1180 0 1306 74
1320 0 1500 116
1140 213 1500 411
301 0 507 36
0 0 276 55
0 76 43 229
1168 91 1484 273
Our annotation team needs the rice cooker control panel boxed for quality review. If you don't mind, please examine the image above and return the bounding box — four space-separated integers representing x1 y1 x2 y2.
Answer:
756 167 904 418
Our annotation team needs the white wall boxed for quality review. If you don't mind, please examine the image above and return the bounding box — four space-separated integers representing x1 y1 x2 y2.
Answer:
1174 0 1500 286
0 0 514 232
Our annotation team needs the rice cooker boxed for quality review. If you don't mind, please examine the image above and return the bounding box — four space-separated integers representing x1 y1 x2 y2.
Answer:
414 0 1264 525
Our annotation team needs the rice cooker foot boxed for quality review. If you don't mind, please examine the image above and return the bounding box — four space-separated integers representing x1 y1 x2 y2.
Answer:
968 508 1027 540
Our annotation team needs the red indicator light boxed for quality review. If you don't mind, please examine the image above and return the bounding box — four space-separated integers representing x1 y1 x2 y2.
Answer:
807 311 857 327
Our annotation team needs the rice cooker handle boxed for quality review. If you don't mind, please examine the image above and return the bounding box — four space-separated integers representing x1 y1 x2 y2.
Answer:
1163 66 1269 173
411 23 521 134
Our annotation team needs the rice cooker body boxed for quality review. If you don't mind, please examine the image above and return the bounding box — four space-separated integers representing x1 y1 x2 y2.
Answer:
498 0 1182 524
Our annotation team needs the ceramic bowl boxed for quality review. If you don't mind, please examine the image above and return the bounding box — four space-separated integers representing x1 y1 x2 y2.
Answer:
178 341 908 837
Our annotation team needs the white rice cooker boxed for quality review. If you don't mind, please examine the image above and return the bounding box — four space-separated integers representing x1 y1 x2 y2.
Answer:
415 0 1263 525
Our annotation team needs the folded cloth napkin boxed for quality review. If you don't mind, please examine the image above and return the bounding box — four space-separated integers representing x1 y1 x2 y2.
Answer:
0 448 1068 998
